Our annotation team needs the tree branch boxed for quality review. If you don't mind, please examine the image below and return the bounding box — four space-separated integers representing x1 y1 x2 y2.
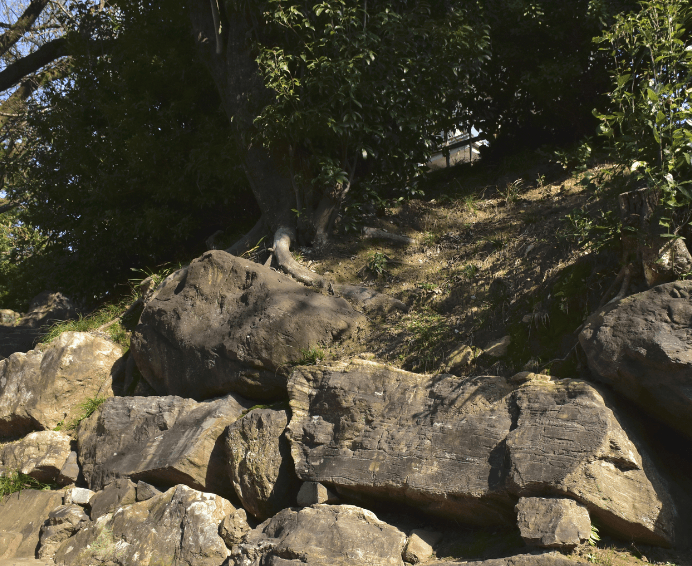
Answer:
0 202 19 214
0 36 67 93
0 0 50 57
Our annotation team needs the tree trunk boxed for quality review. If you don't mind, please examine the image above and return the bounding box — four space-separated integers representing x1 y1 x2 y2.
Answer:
617 186 691 289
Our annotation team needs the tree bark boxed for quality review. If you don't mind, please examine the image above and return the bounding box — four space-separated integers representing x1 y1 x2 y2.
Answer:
0 0 50 58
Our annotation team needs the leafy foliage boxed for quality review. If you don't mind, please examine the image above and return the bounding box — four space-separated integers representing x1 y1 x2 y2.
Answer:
0 470 57 498
234 0 489 202
0 0 256 305
595 0 692 213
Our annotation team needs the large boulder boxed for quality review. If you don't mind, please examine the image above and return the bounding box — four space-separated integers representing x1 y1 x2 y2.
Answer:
230 504 407 566
77 394 252 500
0 431 77 486
0 489 64 560
579 280 692 438
224 407 300 520
53 485 233 566
130 251 366 400
287 360 675 546
38 504 89 560
0 332 123 437
515 497 591 549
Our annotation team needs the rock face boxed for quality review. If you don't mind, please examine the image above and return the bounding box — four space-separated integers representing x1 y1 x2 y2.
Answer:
130 251 365 400
0 293 77 359
89 479 137 521
515 498 591 549
0 309 19 326
0 332 123 437
224 407 300 520
287 360 674 546
38 505 89 560
78 394 252 499
0 431 77 485
0 489 64 560
54 485 233 566
18 291 77 330
579 281 692 438
230 504 407 566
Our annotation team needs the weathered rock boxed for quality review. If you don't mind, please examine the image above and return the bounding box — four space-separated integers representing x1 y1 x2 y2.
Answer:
403 529 442 564
483 335 511 357
224 408 299 520
579 280 692 439
515 498 591 549
89 479 137 521
445 345 476 373
78 394 251 499
54 485 233 566
219 508 251 548
0 310 19 326
131 251 366 400
230 504 407 566
38 504 89 560
436 553 588 566
0 489 64 560
287 360 674 546
0 332 123 437
297 481 340 507
64 487 95 507
17 291 76 330
135 480 161 502
0 431 76 485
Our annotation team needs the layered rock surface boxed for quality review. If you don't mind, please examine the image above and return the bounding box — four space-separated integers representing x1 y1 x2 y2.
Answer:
0 489 64 560
287 360 675 545
224 407 300 520
78 394 252 499
0 332 122 437
54 485 233 566
0 431 77 485
130 251 366 400
579 280 692 438
230 504 407 566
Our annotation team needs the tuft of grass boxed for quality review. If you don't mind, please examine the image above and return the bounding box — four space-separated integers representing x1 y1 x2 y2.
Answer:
503 179 523 207
55 395 107 432
401 308 450 372
297 347 324 365
0 471 57 498
40 298 136 350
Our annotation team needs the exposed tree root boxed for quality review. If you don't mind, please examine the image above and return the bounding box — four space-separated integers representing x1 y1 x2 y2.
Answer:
272 226 409 314
225 215 270 257
361 226 416 245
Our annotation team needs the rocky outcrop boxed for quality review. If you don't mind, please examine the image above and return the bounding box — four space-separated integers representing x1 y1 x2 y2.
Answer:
229 504 407 566
224 407 300 520
77 394 252 499
0 332 123 437
53 485 233 566
515 498 591 549
287 360 674 546
89 479 137 521
38 505 89 560
130 251 366 400
0 431 77 486
579 280 692 438
0 489 64 560
0 292 77 359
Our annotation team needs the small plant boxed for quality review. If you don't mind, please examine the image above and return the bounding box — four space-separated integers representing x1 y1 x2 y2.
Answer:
423 232 438 246
461 264 478 279
60 396 107 432
0 471 56 498
462 193 479 215
536 173 546 188
364 251 389 278
503 179 523 207
589 523 601 547
298 347 324 365
418 282 437 292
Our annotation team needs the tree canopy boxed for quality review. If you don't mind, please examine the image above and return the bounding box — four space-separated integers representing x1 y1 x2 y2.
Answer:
1 0 688 307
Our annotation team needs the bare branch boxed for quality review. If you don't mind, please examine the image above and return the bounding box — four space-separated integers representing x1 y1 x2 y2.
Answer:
0 0 50 58
0 36 66 93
